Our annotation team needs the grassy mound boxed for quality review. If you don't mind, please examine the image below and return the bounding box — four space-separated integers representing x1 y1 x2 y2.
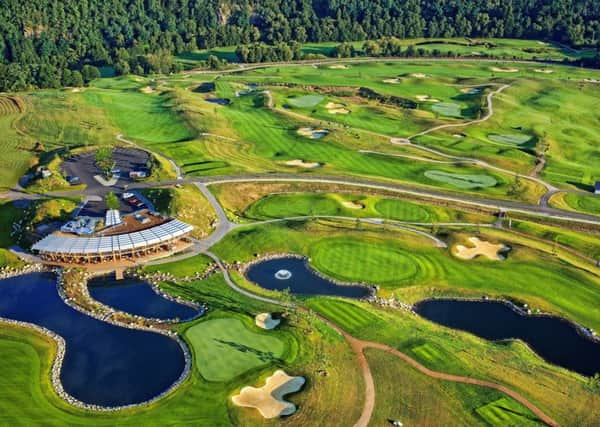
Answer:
424 170 497 189
488 133 532 145
432 102 462 117
287 95 324 108
561 193 600 215
373 198 432 221
186 317 287 382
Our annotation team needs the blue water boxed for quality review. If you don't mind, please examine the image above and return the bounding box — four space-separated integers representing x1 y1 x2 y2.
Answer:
414 299 600 377
0 273 186 406
89 278 200 321
246 257 371 299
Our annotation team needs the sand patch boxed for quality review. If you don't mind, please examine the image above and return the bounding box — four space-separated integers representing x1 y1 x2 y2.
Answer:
534 69 553 74
390 137 411 145
411 73 428 78
383 78 401 84
141 86 156 94
342 201 364 210
454 237 509 261
297 127 329 139
490 67 519 73
255 313 280 330
453 133 466 138
284 159 321 169
328 64 348 69
415 95 440 102
583 78 600 84
232 370 305 418
325 102 350 114
70 88 82 93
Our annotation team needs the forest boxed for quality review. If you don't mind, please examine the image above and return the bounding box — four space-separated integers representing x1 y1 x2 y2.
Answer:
1 0 599 90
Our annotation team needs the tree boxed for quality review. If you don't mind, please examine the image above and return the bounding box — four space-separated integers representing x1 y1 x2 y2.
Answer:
81 65 101 83
95 146 114 177
105 192 120 210
206 55 222 70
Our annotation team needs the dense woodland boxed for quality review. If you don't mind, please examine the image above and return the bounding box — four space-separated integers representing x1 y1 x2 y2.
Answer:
1 0 599 90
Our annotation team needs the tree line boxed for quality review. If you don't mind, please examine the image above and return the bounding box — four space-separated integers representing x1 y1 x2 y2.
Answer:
1 0 599 91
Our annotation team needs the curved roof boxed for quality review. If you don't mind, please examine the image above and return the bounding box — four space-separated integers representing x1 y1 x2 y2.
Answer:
32 219 193 255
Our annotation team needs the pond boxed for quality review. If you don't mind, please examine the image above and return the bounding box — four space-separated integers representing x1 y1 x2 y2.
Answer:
246 257 371 299
414 299 600 377
88 277 201 321
0 273 186 407
205 97 230 105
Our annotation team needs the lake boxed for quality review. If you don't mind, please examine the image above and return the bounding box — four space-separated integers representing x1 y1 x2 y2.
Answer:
88 277 200 321
0 273 186 407
246 257 371 299
414 299 600 377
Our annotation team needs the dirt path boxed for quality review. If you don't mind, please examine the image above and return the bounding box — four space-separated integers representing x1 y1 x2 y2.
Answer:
317 314 561 427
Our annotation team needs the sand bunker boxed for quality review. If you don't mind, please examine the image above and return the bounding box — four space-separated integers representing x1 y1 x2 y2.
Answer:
141 86 156 94
255 313 281 330
297 127 329 139
342 201 364 210
383 78 401 84
325 102 350 114
415 95 440 102
391 137 410 145
411 73 428 78
232 370 305 418
534 69 553 74
454 237 509 261
583 78 600 84
325 105 350 114
284 159 321 168
490 67 519 73
328 64 348 69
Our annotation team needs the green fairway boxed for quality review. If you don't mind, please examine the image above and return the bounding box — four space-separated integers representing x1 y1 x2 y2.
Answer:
476 397 543 426
488 133 532 145
431 102 462 117
424 170 498 189
142 254 213 277
186 317 288 382
306 299 382 332
550 192 600 216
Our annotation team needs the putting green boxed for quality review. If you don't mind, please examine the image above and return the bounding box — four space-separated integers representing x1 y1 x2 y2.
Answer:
186 317 287 382
488 133 532 145
424 170 498 189
311 239 421 287
431 102 462 117
287 95 324 108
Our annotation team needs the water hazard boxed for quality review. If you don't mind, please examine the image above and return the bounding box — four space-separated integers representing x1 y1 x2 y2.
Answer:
0 273 186 406
88 277 200 321
414 299 600 377
246 257 371 299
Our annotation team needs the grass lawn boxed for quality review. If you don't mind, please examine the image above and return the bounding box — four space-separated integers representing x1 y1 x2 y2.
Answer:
142 254 213 278
549 192 600 216
185 316 289 382
365 349 544 426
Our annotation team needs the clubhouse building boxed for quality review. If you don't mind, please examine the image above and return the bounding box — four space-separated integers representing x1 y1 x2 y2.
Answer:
31 212 193 265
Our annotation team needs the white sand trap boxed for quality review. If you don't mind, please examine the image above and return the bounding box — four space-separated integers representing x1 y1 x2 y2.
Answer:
534 69 553 74
415 95 440 102
453 133 465 138
285 159 321 168
232 370 305 418
383 78 401 84
391 137 411 145
255 313 280 330
141 86 156 93
454 237 509 261
411 73 428 78
342 201 364 209
325 102 350 114
328 64 348 69
490 67 519 73
583 78 600 84
70 88 82 93
297 127 329 139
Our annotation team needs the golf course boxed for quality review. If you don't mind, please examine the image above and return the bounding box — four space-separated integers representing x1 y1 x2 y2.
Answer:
0 35 599 427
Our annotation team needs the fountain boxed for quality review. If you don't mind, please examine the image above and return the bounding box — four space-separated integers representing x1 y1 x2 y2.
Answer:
274 269 292 280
